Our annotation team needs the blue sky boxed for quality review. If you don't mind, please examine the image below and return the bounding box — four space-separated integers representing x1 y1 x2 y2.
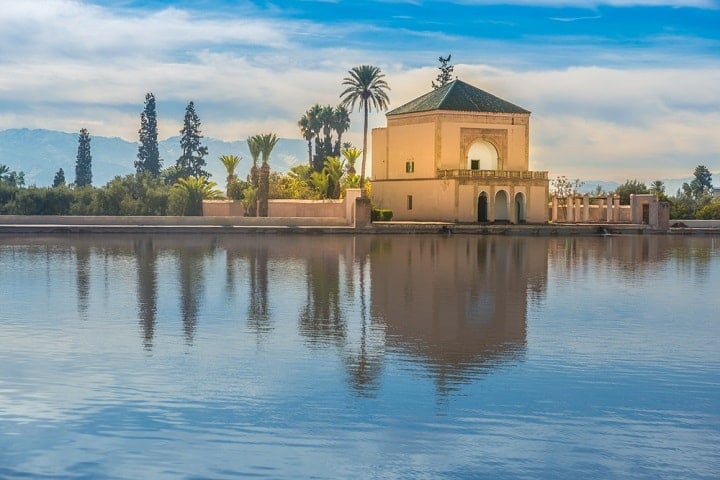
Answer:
1 0 718 181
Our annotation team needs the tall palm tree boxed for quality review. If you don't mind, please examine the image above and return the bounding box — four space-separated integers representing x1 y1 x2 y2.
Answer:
247 136 262 216
298 113 315 169
340 65 390 195
255 133 279 217
218 154 241 195
332 105 351 156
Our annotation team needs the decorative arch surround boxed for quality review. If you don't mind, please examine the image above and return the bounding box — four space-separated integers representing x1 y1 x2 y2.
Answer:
495 190 510 222
514 192 526 224
460 128 508 170
467 141 498 170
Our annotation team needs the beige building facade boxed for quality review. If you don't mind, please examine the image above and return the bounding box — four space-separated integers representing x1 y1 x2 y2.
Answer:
371 79 549 223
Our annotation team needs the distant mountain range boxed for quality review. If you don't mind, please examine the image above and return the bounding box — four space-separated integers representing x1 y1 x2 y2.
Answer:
0 128 308 187
0 128 712 195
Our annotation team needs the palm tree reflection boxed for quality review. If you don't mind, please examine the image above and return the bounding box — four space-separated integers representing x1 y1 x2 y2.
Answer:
247 242 271 337
135 238 157 350
299 251 345 346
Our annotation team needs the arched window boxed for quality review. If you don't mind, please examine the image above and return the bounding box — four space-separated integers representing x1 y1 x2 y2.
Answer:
467 140 498 171
495 190 509 222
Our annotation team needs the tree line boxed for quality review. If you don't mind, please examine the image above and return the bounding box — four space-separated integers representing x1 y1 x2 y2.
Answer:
0 64 393 216
551 165 719 219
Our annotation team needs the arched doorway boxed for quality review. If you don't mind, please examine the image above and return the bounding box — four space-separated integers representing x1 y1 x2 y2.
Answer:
514 192 526 224
467 140 498 171
495 190 509 223
477 192 489 222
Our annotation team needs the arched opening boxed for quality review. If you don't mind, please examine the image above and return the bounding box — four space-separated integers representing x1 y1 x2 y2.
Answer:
514 192 526 224
495 190 509 223
467 140 498 171
477 192 489 223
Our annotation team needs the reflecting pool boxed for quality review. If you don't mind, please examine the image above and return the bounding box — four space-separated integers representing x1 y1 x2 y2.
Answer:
1 234 719 479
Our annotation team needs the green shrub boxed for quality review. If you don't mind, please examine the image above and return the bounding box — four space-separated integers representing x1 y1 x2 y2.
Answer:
371 208 393 221
13 187 73 215
227 179 246 200
0 183 17 213
167 187 190 216
696 200 720 219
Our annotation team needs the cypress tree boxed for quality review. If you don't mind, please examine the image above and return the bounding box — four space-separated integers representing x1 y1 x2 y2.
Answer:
75 128 92 187
136 93 162 176
53 168 66 187
176 101 209 178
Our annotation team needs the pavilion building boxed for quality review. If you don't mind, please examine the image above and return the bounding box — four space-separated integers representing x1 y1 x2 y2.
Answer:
371 79 549 223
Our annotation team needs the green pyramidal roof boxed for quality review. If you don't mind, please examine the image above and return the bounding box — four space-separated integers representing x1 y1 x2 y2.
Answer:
388 79 530 116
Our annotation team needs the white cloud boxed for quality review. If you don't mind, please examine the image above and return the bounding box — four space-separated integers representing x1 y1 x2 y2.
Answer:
0 0 718 182
436 0 719 7
384 64 720 181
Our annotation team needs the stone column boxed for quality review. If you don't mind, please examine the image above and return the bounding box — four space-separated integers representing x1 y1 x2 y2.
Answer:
583 194 590 222
551 196 558 223
613 196 621 223
354 196 372 228
597 197 605 222
606 196 613 222
574 197 582 223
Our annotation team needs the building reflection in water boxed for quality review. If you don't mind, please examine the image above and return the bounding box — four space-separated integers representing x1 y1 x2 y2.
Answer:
365 235 549 395
19 233 714 392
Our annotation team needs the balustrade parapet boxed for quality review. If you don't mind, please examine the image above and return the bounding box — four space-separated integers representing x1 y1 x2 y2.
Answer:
436 169 548 180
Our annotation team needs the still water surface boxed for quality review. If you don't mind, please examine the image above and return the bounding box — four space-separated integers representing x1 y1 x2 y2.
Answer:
1 234 719 479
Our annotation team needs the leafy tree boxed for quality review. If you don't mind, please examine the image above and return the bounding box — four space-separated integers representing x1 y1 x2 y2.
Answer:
550 176 583 220
0 164 25 188
219 154 241 195
432 54 454 89
176 101 209 178
271 166 316 199
591 185 606 196
160 165 186 186
671 165 714 218
649 180 665 196
136 92 162 176
689 165 713 199
696 198 720 219
75 128 92 187
340 65 391 195
614 179 648 205
53 168 66 187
